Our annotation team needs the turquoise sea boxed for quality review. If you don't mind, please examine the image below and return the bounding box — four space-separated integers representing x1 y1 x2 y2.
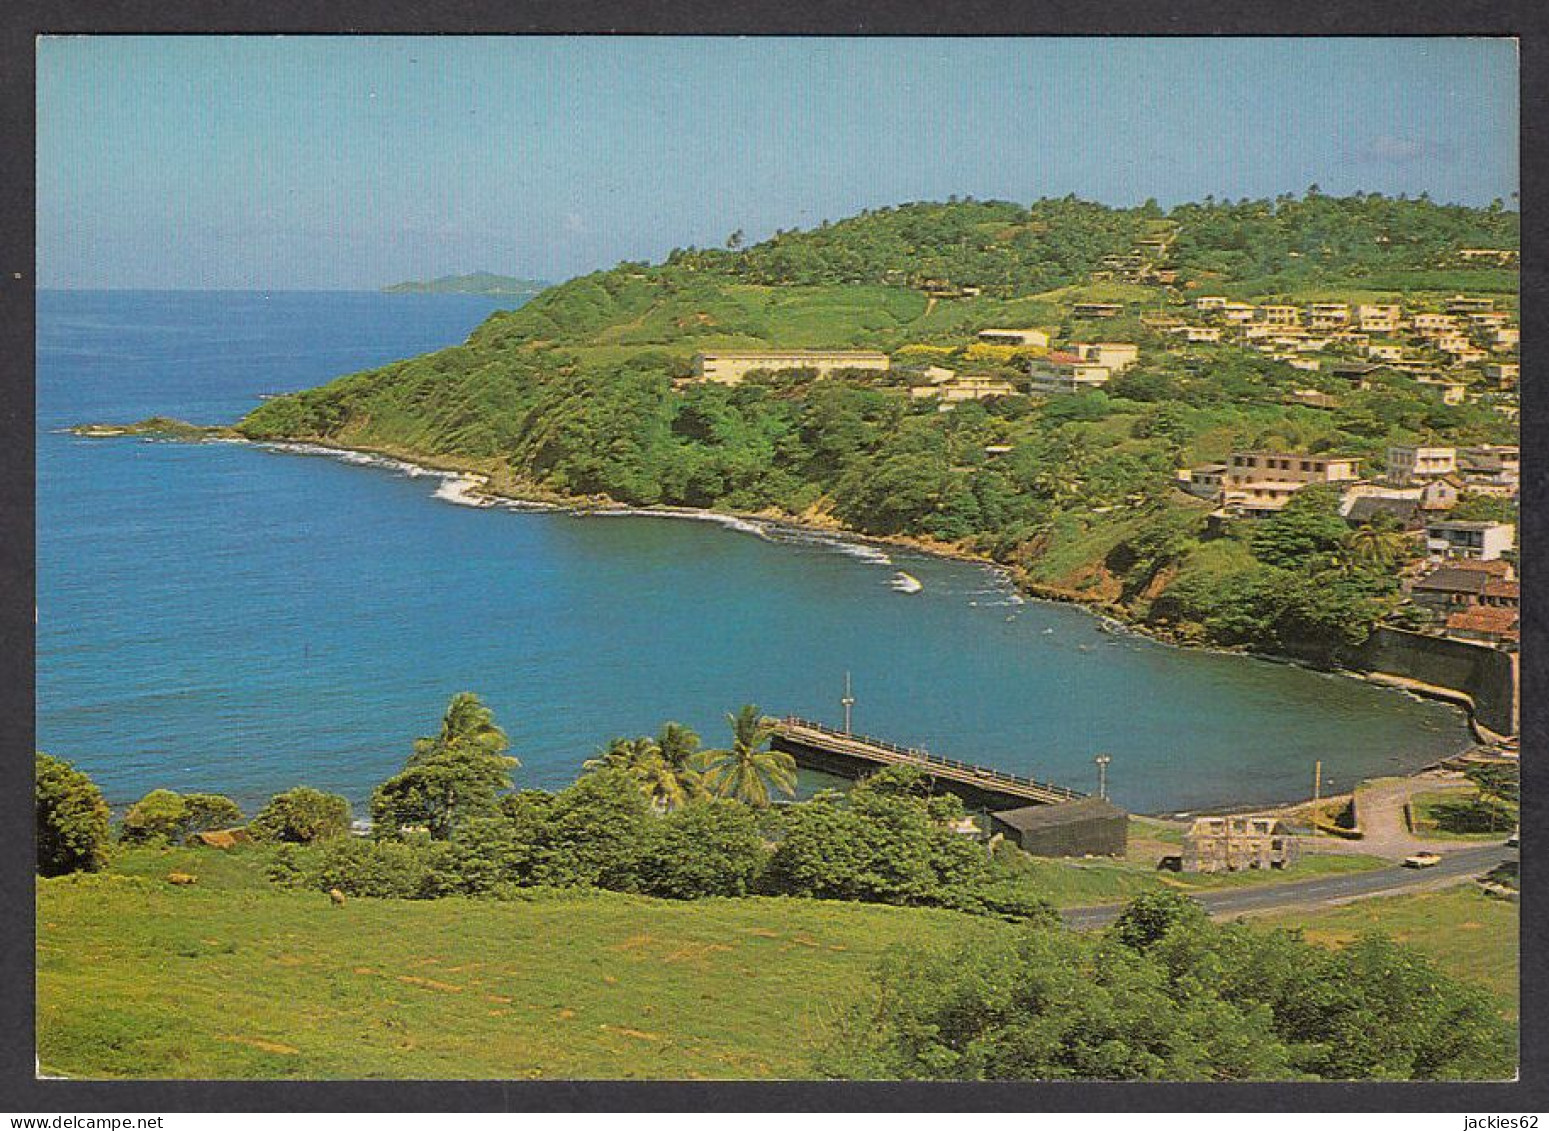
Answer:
36 290 1471 815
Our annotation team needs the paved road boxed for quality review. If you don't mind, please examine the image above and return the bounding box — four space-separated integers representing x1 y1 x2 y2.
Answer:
1062 843 1516 930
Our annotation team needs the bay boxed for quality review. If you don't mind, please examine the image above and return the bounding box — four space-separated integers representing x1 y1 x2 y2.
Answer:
36 290 1470 815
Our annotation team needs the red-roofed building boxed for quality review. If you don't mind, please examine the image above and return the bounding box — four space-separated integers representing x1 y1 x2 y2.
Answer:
1445 606 1519 648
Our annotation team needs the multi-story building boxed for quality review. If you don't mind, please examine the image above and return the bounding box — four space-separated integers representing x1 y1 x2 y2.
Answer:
1194 295 1229 310
1446 295 1496 314
1258 304 1300 326
691 350 891 384
1387 445 1457 484
909 375 1019 404
1306 302 1351 329
1356 304 1402 333
1026 351 1113 393
1366 343 1406 362
1411 312 1460 336
1493 327 1519 350
1424 519 1515 562
1219 302 1257 323
1220 451 1360 517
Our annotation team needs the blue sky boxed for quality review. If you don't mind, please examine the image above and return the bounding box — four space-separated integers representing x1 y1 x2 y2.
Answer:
37 36 1519 290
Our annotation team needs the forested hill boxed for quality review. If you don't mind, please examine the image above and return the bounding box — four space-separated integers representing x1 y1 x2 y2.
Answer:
239 192 1518 663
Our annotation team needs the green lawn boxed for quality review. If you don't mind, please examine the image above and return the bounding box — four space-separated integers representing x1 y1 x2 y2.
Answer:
1256 887 1519 1020
1409 787 1517 842
36 842 1509 1079
37 846 1010 1080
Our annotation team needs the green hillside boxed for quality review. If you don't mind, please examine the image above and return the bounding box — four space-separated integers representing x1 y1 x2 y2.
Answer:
37 845 1009 1080
36 845 1517 1080
237 193 1518 664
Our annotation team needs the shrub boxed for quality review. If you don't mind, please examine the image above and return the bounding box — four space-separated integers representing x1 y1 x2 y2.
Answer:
118 789 189 844
36 753 111 876
1108 889 1208 952
826 895 1515 1081
249 787 351 844
633 799 768 899
181 793 244 835
306 836 440 899
521 769 654 889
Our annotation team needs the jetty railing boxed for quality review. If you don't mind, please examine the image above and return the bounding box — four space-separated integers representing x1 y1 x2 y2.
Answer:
772 716 1086 803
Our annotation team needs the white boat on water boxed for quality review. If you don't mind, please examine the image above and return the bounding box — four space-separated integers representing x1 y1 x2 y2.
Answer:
890 571 923 594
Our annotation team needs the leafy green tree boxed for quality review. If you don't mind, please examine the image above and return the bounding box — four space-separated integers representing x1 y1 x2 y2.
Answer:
1109 889 1209 952
181 793 244 834
1249 485 1351 569
523 768 655 889
633 799 768 898
35 753 111 876
118 789 190 844
693 705 797 807
250 786 352 844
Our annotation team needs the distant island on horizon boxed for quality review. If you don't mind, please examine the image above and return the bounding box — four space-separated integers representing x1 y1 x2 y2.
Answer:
382 272 549 296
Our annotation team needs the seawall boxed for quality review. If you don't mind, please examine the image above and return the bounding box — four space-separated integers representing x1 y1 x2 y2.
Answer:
1342 627 1518 738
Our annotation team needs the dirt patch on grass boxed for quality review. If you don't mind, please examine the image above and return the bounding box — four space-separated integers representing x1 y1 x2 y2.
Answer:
610 934 656 952
661 942 734 964
601 1024 662 1042
223 1036 300 1055
744 928 781 939
397 975 463 993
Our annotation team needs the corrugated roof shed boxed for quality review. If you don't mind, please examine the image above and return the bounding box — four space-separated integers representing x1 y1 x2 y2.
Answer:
992 797 1127 831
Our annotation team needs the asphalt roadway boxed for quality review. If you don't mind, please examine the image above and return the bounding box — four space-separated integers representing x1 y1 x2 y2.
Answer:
1061 842 1518 930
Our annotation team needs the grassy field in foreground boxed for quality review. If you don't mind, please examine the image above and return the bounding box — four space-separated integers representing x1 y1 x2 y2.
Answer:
1257 887 1519 1020
37 845 1511 1080
37 846 1011 1080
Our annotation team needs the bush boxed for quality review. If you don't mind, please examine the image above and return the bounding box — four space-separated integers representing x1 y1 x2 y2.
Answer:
305 836 440 899
633 800 768 899
522 769 654 889
249 787 351 844
182 793 244 835
36 753 112 876
118 789 189 844
1108 889 1208 952
825 894 1515 1081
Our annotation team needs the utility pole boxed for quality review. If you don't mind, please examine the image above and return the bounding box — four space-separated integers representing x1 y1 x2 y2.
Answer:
841 671 856 735
1311 759 1322 838
1094 754 1112 800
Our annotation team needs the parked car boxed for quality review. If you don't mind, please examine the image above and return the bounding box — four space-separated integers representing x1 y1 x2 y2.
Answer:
1507 831 1519 847
1404 852 1442 868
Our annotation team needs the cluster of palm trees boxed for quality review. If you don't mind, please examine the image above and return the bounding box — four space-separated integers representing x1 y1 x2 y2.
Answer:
582 704 798 810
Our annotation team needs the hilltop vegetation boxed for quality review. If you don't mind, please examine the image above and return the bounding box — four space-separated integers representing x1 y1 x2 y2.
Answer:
238 192 1518 663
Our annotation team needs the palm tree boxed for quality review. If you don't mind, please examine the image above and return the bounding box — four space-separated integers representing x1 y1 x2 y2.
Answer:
584 729 703 811
655 722 706 802
692 705 797 808
1343 523 1410 571
412 691 512 764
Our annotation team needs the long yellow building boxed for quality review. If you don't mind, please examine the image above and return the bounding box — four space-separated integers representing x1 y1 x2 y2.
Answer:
690 350 891 385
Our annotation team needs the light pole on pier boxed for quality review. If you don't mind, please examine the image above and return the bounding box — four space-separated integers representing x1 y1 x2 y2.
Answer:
1094 754 1112 800
841 671 856 735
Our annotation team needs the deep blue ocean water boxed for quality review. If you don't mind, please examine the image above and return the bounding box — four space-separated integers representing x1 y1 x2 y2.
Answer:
36 290 1471 815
